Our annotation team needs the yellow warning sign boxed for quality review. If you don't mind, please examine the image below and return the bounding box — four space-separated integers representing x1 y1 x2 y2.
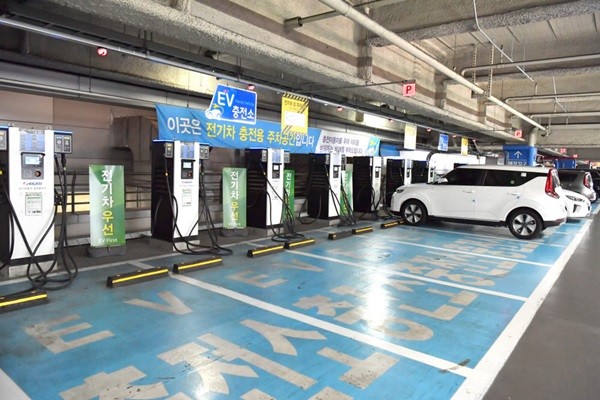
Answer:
281 94 309 135
461 137 469 156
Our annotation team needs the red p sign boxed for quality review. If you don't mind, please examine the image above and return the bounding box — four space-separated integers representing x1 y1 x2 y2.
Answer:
514 129 522 138
402 83 416 97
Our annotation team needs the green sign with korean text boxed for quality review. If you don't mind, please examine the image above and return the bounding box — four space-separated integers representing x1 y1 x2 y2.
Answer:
284 169 295 213
341 170 353 215
223 168 247 229
89 165 125 247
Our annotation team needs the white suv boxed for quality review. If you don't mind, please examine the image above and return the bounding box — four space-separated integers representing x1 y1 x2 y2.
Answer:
390 165 567 239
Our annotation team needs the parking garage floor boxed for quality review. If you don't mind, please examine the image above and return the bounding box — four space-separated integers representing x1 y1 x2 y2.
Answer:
1 208 599 400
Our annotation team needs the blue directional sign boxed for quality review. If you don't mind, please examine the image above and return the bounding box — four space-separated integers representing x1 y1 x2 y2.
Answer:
504 144 537 166
205 84 257 125
438 133 449 151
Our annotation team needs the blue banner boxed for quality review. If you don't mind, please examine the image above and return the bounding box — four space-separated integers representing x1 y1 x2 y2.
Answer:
207 84 257 124
156 104 380 155
156 104 319 153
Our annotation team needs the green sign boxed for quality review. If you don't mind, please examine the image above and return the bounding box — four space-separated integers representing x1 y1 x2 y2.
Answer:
89 165 125 247
284 169 295 213
341 170 353 215
223 168 247 229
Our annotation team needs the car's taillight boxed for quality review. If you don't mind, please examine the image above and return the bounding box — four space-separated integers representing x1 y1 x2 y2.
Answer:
546 170 559 198
584 174 592 188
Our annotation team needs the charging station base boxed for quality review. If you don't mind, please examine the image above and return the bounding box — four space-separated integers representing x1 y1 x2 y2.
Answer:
221 228 249 237
87 245 127 258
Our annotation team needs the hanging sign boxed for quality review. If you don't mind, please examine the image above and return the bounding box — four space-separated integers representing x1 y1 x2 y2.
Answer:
438 133 449 151
281 94 309 135
89 165 125 248
314 130 379 156
461 137 469 156
404 123 417 150
402 81 416 97
514 129 523 138
156 104 380 155
206 84 257 124
222 168 247 229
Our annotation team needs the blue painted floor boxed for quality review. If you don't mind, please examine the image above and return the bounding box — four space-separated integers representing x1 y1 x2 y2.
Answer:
0 215 593 400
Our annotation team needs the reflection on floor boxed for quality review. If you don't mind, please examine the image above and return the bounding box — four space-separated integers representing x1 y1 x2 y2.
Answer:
0 212 595 400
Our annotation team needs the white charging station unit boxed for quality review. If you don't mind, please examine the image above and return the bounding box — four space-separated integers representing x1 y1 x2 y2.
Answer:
172 141 200 246
266 148 284 227
6 127 55 276
327 153 342 217
371 156 383 208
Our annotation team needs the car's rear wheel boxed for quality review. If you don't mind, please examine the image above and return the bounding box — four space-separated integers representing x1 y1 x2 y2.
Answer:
507 209 542 239
401 200 428 225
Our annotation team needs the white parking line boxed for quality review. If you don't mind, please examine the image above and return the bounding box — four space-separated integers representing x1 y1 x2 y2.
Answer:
402 226 567 248
0 369 30 400
389 240 553 267
287 250 528 302
169 272 473 378
450 219 592 400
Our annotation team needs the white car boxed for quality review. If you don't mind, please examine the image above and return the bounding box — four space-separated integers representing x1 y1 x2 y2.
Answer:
390 165 568 239
563 189 591 219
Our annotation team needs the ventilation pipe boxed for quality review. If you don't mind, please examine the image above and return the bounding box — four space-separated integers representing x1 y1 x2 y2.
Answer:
316 0 547 132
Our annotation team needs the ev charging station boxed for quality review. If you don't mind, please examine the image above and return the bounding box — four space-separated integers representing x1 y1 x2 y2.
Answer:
246 148 285 229
352 156 382 213
0 127 55 276
410 160 432 183
384 158 412 207
307 153 342 219
151 140 200 245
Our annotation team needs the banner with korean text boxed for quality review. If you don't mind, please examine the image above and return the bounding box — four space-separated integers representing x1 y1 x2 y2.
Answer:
404 123 417 150
222 168 247 229
461 137 469 156
89 165 125 248
281 94 309 135
155 104 380 156
157 104 318 153
314 130 379 156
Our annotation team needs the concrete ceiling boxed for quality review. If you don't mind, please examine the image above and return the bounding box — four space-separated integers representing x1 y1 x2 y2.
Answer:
1 0 600 159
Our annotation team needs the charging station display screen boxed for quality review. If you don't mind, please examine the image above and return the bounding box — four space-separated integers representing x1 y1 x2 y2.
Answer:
24 155 42 166
182 161 193 169
20 130 45 152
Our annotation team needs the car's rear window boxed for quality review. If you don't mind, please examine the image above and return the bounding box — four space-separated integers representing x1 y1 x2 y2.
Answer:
483 170 542 186
558 172 578 183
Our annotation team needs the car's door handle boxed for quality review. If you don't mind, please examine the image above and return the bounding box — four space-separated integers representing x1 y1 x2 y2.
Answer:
507 192 520 196
463 190 475 193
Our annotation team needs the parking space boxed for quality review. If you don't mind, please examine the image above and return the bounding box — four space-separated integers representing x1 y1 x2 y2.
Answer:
0 217 592 399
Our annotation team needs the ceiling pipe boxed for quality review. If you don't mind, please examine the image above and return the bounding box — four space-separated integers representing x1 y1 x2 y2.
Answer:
284 0 404 28
505 91 600 104
316 0 546 132
530 111 600 119
461 53 600 77
472 0 534 82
